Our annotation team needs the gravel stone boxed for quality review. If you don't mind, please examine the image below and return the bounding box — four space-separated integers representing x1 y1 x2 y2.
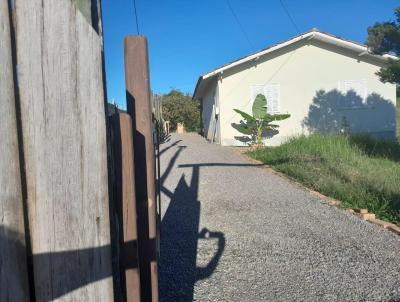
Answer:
159 133 400 302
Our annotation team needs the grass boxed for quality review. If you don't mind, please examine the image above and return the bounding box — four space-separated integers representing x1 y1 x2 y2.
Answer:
397 97 400 140
248 134 400 225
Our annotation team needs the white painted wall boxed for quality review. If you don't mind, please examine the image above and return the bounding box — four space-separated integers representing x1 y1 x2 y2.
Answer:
213 40 396 146
202 80 218 141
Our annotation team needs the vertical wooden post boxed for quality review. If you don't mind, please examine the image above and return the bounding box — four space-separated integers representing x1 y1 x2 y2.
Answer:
72 0 102 35
111 113 141 301
0 0 30 300
73 0 92 24
124 35 159 302
15 1 114 300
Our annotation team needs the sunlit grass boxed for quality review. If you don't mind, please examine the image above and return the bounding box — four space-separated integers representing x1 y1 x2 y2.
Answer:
397 97 400 140
248 134 400 225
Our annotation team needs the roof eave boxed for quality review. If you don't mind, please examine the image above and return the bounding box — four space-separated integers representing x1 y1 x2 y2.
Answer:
192 76 203 100
192 29 398 99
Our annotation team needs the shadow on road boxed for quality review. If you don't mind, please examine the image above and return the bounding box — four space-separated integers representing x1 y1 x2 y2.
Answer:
159 142 226 302
159 141 263 301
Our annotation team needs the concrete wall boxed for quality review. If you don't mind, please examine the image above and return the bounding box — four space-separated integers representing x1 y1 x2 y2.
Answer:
215 40 396 146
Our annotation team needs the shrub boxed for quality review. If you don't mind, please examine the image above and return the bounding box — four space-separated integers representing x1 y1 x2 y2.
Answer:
232 94 290 146
162 89 200 132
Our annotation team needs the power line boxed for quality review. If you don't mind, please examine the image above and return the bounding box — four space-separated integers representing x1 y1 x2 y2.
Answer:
133 0 140 34
226 0 254 49
220 49 296 129
219 0 300 126
278 0 300 34
215 0 300 128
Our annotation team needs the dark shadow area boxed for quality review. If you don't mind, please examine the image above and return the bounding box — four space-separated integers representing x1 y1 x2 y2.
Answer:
348 135 400 162
302 89 396 139
159 161 225 302
178 163 264 168
0 226 137 301
158 144 225 301
7 0 36 298
234 134 252 144
160 133 171 144
108 113 142 302
126 91 155 301
107 113 124 302
159 143 264 301
91 0 100 34
159 139 182 156
232 121 280 145
2 97 160 301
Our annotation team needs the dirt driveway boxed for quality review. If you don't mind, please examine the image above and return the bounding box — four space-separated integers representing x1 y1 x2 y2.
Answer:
159 133 400 302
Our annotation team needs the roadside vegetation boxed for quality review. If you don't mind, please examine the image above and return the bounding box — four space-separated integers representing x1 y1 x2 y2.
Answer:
232 94 290 146
397 95 400 140
248 134 400 225
162 89 200 132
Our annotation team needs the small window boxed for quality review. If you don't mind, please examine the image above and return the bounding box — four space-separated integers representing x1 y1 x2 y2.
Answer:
250 84 281 114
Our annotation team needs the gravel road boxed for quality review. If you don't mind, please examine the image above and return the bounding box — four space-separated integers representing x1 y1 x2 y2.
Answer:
159 133 400 302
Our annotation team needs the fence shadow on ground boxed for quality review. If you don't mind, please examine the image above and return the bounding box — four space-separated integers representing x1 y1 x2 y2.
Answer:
159 141 263 302
159 147 225 301
0 225 137 301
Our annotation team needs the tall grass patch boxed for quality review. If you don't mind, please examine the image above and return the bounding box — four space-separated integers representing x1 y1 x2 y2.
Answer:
248 134 400 225
397 96 400 140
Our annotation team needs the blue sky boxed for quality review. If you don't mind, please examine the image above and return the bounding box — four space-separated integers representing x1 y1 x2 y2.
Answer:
102 0 399 108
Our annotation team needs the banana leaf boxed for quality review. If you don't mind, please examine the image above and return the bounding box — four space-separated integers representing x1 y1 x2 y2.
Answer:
231 122 253 135
252 94 267 119
234 109 256 123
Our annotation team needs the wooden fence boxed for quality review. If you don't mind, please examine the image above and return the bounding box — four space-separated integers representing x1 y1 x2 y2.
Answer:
0 1 159 301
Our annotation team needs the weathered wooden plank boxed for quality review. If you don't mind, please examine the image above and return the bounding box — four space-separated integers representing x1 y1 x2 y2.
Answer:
75 6 114 301
0 0 30 300
73 0 91 24
15 1 113 300
72 0 102 35
125 35 159 302
112 113 141 302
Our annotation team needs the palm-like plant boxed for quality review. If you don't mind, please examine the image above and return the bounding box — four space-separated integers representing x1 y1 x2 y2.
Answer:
232 94 290 146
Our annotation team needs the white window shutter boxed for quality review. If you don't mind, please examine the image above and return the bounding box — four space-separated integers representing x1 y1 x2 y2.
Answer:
250 85 264 113
250 84 281 114
338 79 367 103
264 84 280 114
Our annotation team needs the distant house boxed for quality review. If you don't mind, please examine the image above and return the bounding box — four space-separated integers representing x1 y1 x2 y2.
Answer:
193 29 397 146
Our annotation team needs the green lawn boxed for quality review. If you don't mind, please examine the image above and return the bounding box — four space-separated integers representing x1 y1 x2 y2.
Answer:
397 97 400 140
248 134 400 225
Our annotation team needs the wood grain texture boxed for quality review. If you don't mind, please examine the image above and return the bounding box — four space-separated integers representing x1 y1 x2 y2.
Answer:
114 113 141 302
0 0 30 300
73 0 91 24
15 1 113 300
125 35 159 302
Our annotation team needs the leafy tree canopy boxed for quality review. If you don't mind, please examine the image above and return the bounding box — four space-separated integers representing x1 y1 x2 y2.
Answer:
162 89 200 132
366 7 400 85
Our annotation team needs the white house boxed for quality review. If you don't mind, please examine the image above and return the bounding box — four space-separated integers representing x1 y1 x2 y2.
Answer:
193 29 397 146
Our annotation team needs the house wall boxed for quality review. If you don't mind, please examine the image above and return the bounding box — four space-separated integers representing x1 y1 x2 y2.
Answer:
202 79 219 141
217 40 397 146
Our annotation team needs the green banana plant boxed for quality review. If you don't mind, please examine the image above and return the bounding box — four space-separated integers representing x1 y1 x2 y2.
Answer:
232 94 290 146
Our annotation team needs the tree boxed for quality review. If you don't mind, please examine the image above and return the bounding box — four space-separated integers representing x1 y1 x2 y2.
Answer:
162 89 200 132
232 94 290 146
366 7 400 85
